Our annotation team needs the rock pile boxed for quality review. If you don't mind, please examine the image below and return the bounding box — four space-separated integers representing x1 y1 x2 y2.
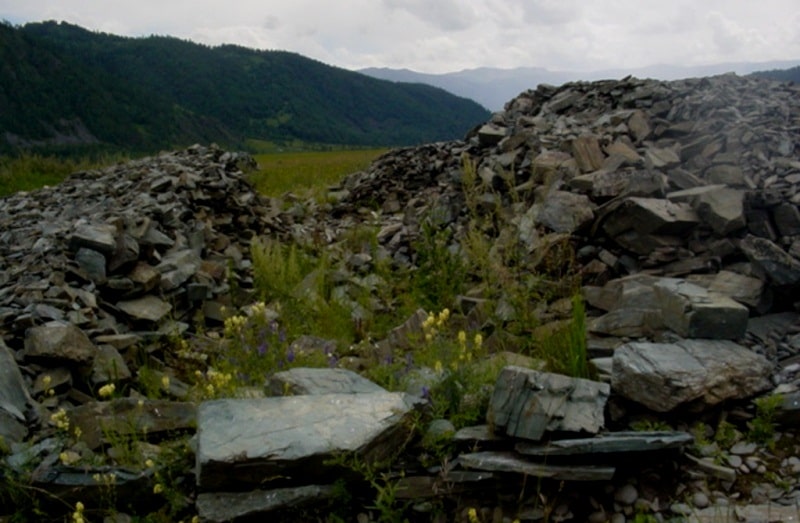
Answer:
2 73 800 521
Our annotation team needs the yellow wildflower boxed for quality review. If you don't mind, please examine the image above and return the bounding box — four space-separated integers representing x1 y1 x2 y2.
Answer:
98 383 116 398
474 333 483 348
153 483 164 494
467 507 480 523
161 375 170 390
457 330 467 345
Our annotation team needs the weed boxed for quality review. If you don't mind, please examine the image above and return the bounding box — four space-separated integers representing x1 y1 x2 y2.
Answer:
536 294 592 379
747 394 783 448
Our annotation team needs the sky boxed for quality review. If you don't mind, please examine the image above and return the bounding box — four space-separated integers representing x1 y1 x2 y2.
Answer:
2 0 799 74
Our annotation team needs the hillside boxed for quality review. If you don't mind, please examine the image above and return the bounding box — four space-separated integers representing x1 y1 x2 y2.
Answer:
750 65 800 83
0 21 489 153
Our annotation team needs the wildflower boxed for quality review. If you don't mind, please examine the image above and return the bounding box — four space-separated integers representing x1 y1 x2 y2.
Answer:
145 458 155 469
98 383 116 398
436 308 450 327
457 330 467 345
161 375 170 390
286 347 295 363
153 483 164 494
474 333 483 348
59 451 80 466
42 375 52 388
72 501 85 523
434 360 443 374
74 426 82 439
50 408 69 431
137 399 145 409
467 507 480 523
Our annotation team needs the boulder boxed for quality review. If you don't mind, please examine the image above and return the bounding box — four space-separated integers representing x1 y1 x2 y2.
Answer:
487 366 609 441
653 278 749 339
611 339 772 412
24 322 97 365
0 340 34 444
196 393 422 491
266 367 386 396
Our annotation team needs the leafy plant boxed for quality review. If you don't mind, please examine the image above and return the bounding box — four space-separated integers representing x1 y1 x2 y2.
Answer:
747 393 783 447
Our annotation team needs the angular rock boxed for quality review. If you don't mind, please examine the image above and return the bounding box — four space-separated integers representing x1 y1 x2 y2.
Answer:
477 123 506 147
266 367 386 396
487 366 609 441
196 393 422 490
686 270 767 310
68 223 117 255
74 247 107 283
24 322 96 365
772 203 800 237
116 295 172 322
740 235 800 286
530 190 594 233
457 451 615 481
571 135 605 173
668 185 746 235
0 339 34 444
653 278 749 339
196 485 336 522
602 197 699 237
611 339 772 412
514 431 693 456
90 345 132 384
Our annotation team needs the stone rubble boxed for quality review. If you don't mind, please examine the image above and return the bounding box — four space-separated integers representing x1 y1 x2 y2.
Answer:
1 73 800 520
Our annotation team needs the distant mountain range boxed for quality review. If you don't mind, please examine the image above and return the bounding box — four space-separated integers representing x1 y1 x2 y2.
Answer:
0 21 490 154
361 61 800 111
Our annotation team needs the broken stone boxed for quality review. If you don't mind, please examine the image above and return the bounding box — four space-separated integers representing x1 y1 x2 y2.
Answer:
266 367 386 396
740 235 800 286
612 339 772 412
457 451 615 481
487 366 609 441
514 431 693 456
602 197 699 237
68 223 117 256
196 393 422 491
0 339 33 444
196 485 336 522
24 322 96 365
116 295 172 322
653 278 749 339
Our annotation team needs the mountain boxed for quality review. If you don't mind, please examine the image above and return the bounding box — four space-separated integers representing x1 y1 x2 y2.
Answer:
750 65 800 83
361 60 800 111
0 21 490 154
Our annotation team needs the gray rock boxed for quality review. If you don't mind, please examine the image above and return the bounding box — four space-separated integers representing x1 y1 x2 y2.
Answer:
487 366 609 441
0 340 34 444
196 393 422 490
571 135 605 173
74 247 107 283
266 367 386 396
116 295 172 322
24 322 97 365
740 235 800 286
90 345 132 384
602 197 699 237
477 123 506 147
653 278 749 339
196 485 336 522
669 185 745 235
612 339 773 412
614 483 638 506
69 223 117 255
514 431 693 456
457 451 615 481
686 270 767 310
530 190 594 233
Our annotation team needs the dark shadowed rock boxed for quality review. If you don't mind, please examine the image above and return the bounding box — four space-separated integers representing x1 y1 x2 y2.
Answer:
0 339 34 444
653 278 749 339
196 485 336 522
24 322 96 365
739 235 800 286
457 451 615 481
515 431 693 456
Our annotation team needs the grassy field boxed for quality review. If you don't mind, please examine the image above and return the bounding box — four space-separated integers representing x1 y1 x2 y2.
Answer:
249 148 388 199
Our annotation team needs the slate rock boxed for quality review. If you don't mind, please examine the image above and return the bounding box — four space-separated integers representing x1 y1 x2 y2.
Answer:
740 235 800 286
530 190 594 233
653 278 749 339
196 485 336 522
0 339 34 444
196 393 422 491
457 451 615 481
602 197 699 237
611 339 772 412
514 431 693 456
266 367 386 396
487 366 609 441
68 223 117 256
686 270 767 310
24 322 97 365
116 295 172 322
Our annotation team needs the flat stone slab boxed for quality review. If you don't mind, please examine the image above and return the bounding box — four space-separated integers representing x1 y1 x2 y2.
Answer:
196 485 335 522
488 366 609 441
116 295 172 322
196 392 421 491
24 321 97 364
457 451 615 481
515 431 693 457
612 339 772 412
266 367 386 396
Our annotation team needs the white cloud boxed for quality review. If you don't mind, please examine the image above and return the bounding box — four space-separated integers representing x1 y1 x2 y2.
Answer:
0 0 798 72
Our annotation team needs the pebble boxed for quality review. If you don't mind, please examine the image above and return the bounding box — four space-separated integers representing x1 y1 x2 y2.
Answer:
726 454 743 468
610 513 626 523
614 484 638 506
692 491 710 509
730 441 758 455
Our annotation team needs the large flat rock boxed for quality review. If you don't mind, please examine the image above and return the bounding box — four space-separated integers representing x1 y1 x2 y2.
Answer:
196 392 421 491
612 339 772 412
457 451 615 481
653 278 749 339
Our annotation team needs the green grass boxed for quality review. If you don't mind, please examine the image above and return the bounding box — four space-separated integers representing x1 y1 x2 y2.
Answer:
249 148 387 198
0 153 126 197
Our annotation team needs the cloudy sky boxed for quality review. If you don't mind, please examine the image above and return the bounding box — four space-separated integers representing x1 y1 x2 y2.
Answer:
2 0 799 74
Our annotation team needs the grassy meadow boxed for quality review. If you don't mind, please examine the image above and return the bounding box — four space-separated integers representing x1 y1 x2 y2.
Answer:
249 148 388 199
